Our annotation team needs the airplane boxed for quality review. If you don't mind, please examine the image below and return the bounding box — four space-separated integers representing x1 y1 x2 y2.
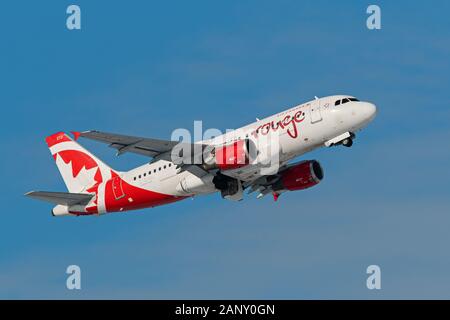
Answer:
26 95 377 216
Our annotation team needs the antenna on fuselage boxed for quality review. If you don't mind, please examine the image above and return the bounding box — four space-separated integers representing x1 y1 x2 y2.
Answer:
314 96 319 100
256 117 260 121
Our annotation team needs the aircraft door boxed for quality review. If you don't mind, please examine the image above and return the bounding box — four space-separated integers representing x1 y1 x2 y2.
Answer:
309 101 322 124
112 176 125 200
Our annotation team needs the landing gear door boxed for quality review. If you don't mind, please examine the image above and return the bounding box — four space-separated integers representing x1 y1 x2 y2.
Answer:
309 101 322 124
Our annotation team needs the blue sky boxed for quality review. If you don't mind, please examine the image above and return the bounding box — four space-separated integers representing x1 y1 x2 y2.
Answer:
1 0 449 298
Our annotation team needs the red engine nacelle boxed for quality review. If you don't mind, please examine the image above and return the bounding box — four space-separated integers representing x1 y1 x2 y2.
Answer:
274 160 324 191
213 139 250 171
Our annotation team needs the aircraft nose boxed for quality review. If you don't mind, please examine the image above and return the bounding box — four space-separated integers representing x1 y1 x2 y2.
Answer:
361 102 377 122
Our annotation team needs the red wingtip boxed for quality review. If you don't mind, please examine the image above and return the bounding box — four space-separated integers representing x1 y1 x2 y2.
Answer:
71 131 81 141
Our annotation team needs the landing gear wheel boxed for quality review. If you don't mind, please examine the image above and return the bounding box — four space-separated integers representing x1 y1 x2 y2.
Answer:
342 138 353 147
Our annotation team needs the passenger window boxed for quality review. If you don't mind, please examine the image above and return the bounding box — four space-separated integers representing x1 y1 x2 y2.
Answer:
154 169 156 173
169 163 172 167
138 175 141 179
159 167 161 171
144 173 146 177
133 177 136 181
164 165 166 169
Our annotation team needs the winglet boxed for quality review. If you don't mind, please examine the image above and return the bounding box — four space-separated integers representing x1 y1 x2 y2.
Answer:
71 131 81 141
272 192 280 202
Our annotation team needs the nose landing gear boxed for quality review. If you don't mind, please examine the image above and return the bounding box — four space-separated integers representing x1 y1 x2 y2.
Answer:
324 132 355 148
342 138 353 147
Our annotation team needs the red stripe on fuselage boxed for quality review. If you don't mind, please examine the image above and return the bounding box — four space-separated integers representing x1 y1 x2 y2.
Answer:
104 175 186 213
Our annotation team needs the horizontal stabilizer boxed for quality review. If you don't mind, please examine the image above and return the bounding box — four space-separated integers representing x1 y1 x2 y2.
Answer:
25 191 93 206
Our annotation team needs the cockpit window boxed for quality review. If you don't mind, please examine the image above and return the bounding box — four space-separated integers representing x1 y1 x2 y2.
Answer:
335 97 359 106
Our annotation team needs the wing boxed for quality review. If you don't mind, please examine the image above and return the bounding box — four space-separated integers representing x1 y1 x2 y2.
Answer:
25 191 94 206
242 176 281 200
79 130 210 177
241 162 293 199
78 130 183 158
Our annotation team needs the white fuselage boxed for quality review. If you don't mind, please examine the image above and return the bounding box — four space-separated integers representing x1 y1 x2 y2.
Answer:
116 95 377 204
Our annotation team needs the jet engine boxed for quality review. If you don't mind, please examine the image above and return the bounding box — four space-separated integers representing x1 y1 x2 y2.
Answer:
203 139 252 171
272 160 324 192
